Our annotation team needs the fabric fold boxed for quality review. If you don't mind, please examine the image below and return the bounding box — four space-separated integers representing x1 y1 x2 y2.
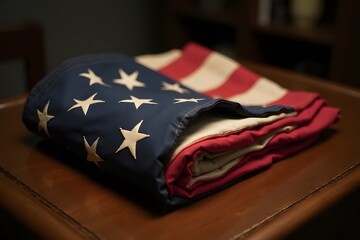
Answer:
137 42 340 200
22 43 339 205
22 52 294 205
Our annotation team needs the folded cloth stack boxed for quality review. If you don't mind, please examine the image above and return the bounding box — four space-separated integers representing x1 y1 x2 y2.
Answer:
138 43 340 199
22 43 340 206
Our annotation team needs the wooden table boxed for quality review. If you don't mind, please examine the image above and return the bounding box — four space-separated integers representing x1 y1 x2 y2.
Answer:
1 62 360 239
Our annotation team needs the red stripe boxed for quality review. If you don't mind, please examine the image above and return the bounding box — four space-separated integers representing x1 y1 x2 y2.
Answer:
167 105 339 198
204 66 260 97
166 99 326 197
174 134 320 198
268 91 319 110
188 106 339 197
157 44 319 110
154 43 340 199
158 43 211 81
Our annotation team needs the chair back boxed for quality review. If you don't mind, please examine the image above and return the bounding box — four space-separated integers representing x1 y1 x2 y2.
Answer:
0 22 46 90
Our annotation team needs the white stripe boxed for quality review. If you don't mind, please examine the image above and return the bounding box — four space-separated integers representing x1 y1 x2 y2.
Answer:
135 49 181 70
137 49 287 106
180 51 239 92
228 77 287 105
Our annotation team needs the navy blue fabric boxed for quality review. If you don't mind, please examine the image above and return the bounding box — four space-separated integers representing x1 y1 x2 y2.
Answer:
22 54 293 205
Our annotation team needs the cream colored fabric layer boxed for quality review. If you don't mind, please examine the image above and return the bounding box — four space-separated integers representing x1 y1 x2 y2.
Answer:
187 126 294 187
171 111 297 159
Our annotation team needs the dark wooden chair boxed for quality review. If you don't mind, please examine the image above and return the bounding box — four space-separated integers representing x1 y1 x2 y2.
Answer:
0 22 46 90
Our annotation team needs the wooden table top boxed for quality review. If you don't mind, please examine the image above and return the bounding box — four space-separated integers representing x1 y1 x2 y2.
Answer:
1 62 360 240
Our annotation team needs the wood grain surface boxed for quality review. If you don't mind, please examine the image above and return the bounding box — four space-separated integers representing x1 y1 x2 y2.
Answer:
1 62 359 239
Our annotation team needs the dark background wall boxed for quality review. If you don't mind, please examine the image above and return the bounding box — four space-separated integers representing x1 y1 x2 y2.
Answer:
0 0 165 98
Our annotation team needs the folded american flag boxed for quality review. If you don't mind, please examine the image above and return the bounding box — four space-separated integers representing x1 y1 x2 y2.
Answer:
22 43 339 206
138 43 340 199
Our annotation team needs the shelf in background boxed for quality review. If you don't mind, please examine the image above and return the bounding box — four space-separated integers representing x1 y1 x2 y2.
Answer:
253 23 335 46
165 0 360 88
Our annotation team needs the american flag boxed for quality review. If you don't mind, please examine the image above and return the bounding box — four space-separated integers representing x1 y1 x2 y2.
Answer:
138 43 340 200
22 44 339 205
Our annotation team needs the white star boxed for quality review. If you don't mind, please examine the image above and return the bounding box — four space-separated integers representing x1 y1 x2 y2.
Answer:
83 136 104 168
161 82 188 94
119 96 157 109
68 93 105 115
79 69 110 87
113 69 145 90
37 100 54 137
174 98 205 104
116 120 150 159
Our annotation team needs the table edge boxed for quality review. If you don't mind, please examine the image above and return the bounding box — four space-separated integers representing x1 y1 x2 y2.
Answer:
237 162 360 239
1 65 359 239
0 166 100 240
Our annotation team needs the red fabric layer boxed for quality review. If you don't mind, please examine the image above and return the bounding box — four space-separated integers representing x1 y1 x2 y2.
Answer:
158 43 211 80
155 43 340 199
167 105 339 198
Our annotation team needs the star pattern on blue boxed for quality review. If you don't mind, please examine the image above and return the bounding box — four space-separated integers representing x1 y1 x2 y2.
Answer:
68 93 105 115
37 100 54 137
174 98 205 104
161 82 188 94
116 120 150 159
113 69 145 90
79 69 110 87
119 96 158 109
83 136 104 168
37 68 205 168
